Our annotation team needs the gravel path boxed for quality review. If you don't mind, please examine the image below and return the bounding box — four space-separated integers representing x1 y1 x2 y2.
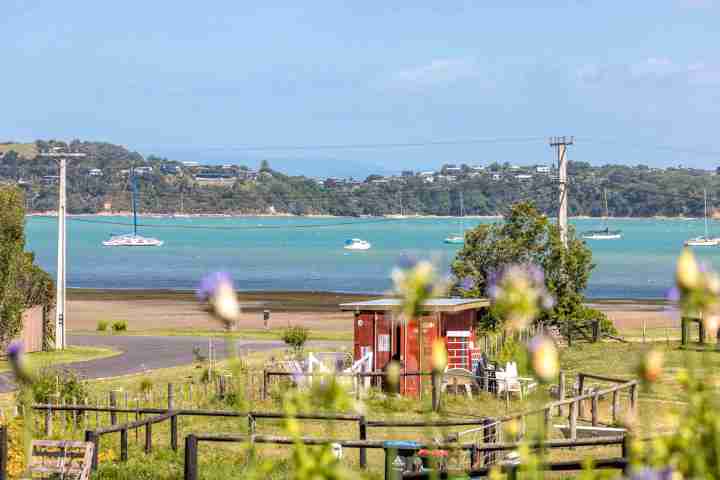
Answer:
0 334 346 392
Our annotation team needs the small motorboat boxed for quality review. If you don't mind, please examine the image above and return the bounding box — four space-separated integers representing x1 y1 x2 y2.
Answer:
684 236 720 247
344 238 371 250
443 235 464 244
582 228 622 240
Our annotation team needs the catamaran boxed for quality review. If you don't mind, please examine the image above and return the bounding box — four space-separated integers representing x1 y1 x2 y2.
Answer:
344 238 371 250
684 189 719 246
582 189 622 240
103 168 164 247
444 191 466 244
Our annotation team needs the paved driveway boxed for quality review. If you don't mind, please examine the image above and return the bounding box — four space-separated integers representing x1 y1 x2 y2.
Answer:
0 334 346 392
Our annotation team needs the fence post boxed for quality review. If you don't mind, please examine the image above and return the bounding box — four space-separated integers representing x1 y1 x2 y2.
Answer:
431 369 441 412
120 428 128 461
557 371 566 416
577 374 586 419
612 390 620 423
681 317 688 346
168 384 178 451
569 401 578 440
591 393 599 426
543 408 551 439
630 384 638 416
45 404 52 437
145 423 152 454
184 434 198 480
110 390 118 425
622 434 632 475
85 430 99 470
592 319 600 342
0 425 7 480
247 414 256 435
262 371 268 400
359 416 367 469
263 309 270 330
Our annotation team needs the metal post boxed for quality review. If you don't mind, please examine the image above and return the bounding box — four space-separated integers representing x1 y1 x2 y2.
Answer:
184 435 198 480
550 136 573 248
359 416 367 469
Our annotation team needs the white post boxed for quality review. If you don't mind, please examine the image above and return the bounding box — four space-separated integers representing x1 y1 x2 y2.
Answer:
55 156 67 350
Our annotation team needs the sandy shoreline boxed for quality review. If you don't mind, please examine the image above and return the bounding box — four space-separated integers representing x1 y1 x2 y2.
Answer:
66 289 679 336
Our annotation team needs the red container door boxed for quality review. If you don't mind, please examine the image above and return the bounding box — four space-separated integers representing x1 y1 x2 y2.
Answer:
403 318 421 397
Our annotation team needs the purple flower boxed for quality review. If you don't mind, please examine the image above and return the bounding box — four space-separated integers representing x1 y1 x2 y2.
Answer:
665 286 680 303
541 294 555 310
629 467 674 480
197 272 233 302
459 277 475 291
527 264 545 285
7 341 32 384
396 254 418 270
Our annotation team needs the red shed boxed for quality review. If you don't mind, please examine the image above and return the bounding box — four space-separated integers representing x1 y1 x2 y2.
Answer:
340 298 489 397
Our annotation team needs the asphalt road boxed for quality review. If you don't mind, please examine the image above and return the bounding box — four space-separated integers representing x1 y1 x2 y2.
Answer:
0 334 346 392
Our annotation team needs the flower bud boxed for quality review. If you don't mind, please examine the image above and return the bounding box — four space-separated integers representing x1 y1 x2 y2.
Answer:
528 335 559 383
676 248 701 290
639 349 664 383
431 339 448 372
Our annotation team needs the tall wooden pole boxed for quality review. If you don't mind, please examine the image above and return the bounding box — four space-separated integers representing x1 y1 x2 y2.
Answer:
56 156 67 349
549 137 574 248
40 148 86 350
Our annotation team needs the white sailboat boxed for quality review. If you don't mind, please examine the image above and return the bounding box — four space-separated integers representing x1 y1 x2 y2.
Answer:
684 189 719 246
344 238 371 250
583 189 622 240
103 168 164 247
444 191 465 244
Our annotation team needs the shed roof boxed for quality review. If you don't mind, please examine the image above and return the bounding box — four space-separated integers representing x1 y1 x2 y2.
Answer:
340 297 489 313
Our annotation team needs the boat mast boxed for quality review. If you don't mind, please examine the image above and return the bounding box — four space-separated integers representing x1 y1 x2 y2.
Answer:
704 189 709 238
459 191 464 235
131 167 138 236
603 189 609 230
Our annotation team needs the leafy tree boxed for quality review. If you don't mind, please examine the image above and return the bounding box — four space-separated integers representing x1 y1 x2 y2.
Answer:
451 201 609 334
0 186 55 349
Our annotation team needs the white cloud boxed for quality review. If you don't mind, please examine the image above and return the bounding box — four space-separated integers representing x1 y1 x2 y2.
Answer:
576 57 720 87
388 58 482 89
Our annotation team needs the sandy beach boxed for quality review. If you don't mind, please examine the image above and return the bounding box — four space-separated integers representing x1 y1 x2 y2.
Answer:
66 289 680 336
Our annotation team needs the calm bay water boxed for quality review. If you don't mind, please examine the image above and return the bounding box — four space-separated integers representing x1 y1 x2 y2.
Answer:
23 215 720 298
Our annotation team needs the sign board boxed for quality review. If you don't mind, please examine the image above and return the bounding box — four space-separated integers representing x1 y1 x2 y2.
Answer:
378 334 390 352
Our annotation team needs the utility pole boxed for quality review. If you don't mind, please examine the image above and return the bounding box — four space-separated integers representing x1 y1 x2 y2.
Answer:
549 136 574 248
40 147 86 350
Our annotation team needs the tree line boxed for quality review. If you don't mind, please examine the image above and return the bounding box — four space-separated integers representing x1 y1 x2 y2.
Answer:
1 140 719 217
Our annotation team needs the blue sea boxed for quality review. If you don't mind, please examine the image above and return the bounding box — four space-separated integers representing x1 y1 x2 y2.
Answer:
23 215 720 298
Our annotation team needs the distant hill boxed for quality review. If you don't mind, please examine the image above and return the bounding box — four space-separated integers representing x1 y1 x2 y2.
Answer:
0 139 718 217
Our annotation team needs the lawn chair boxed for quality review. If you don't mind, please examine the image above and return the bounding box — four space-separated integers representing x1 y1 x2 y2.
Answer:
441 368 474 397
23 440 94 479
495 362 538 399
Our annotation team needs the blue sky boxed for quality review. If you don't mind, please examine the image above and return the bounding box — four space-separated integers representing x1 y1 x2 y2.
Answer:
2 1 720 176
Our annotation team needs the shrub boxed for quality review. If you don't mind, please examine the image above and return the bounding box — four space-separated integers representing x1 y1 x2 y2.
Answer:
97 320 109 332
139 377 153 395
111 320 128 333
21 366 88 404
281 326 309 355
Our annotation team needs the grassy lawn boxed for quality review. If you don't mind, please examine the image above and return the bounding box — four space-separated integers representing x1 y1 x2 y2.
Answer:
71 328 353 342
0 339 697 478
0 346 119 373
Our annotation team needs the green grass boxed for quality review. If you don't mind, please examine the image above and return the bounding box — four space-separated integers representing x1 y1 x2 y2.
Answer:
0 142 37 158
71 328 353 342
0 346 119 373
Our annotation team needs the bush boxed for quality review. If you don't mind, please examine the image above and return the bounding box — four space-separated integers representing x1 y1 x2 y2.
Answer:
97 320 109 332
111 320 128 333
281 326 309 355
21 366 88 404
139 377 153 395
